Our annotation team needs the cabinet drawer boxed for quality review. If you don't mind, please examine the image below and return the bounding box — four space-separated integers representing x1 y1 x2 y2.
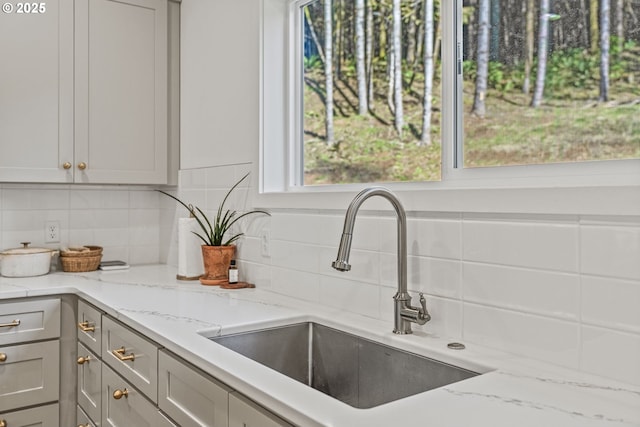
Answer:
77 404 97 427
0 298 60 345
102 364 176 427
0 340 60 412
78 341 102 424
102 315 158 401
78 299 102 355
0 402 59 427
229 392 294 427
158 350 230 427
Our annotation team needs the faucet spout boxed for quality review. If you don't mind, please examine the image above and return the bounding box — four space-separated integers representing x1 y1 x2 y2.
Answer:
332 187 430 334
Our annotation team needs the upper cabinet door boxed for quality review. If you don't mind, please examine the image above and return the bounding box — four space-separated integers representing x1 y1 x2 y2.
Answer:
75 0 168 184
0 0 74 183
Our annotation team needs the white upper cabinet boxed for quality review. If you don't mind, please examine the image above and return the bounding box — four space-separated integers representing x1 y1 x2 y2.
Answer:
75 0 167 184
0 0 170 184
0 0 74 182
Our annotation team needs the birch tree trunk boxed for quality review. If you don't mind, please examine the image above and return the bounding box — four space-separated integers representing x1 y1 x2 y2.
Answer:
324 0 335 145
523 0 535 94
531 0 550 108
366 0 374 106
471 0 490 117
600 0 611 102
356 0 368 114
615 0 624 51
406 1 419 66
420 0 434 146
392 0 404 136
590 0 599 52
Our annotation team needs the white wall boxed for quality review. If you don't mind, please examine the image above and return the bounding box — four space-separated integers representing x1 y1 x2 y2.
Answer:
177 0 640 387
180 0 260 170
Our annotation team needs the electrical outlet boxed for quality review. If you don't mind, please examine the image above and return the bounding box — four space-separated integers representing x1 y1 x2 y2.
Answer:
45 221 60 243
260 229 270 257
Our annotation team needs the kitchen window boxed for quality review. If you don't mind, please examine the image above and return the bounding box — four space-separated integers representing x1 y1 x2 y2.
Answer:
260 0 639 204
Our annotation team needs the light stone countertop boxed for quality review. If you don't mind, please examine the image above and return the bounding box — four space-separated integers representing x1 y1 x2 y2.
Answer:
1 265 638 427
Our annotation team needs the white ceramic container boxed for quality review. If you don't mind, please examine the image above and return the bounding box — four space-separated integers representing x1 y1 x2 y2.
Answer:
0 242 57 277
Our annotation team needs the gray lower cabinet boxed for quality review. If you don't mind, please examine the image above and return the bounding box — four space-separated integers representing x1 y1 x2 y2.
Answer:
102 363 176 427
75 298 294 427
158 350 231 426
0 403 59 427
229 392 294 427
77 341 102 424
0 340 60 412
0 297 61 422
77 405 97 427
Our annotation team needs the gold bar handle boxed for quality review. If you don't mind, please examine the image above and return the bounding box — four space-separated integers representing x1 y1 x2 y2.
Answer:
0 319 20 328
113 388 129 399
77 321 95 332
112 346 135 362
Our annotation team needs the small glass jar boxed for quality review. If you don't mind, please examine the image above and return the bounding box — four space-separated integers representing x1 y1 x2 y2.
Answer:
228 260 238 284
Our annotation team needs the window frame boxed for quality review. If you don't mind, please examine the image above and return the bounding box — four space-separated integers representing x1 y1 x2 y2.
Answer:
257 0 640 215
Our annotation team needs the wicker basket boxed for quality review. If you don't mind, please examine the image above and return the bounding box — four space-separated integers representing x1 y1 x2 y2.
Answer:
60 246 103 272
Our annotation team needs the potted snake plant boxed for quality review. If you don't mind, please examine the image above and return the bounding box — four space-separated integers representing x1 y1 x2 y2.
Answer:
158 173 268 285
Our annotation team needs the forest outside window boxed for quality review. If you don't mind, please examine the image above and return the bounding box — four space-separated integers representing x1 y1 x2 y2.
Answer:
296 0 639 187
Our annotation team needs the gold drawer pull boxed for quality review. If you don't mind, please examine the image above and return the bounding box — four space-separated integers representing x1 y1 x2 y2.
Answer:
0 353 6 362
78 424 90 427
0 319 20 328
112 346 135 362
113 388 129 399
0 419 6 427
77 355 91 365
77 321 95 332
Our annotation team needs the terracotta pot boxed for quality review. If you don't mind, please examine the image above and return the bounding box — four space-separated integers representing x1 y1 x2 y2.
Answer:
200 245 236 285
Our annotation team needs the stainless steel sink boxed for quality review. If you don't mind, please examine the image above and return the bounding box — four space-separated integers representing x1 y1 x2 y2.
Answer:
211 322 479 408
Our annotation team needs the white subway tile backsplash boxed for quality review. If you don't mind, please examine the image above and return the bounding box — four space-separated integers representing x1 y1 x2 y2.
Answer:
462 263 580 320
581 326 640 386
380 253 461 298
319 275 381 318
319 247 380 284
582 276 640 333
271 213 343 246
463 220 579 272
129 189 160 209
271 267 320 302
2 188 70 210
463 303 580 368
404 218 462 259
581 225 640 280
271 240 321 273
70 189 129 209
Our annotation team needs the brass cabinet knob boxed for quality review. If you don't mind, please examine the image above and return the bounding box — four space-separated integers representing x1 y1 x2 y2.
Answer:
0 419 6 427
78 424 90 427
63 162 72 170
0 353 6 362
77 355 91 365
113 388 129 399
78 162 87 170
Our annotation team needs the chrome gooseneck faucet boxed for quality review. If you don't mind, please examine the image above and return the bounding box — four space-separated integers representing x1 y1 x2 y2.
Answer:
332 187 431 334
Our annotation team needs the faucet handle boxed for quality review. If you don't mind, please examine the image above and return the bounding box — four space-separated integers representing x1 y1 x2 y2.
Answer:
418 293 431 323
